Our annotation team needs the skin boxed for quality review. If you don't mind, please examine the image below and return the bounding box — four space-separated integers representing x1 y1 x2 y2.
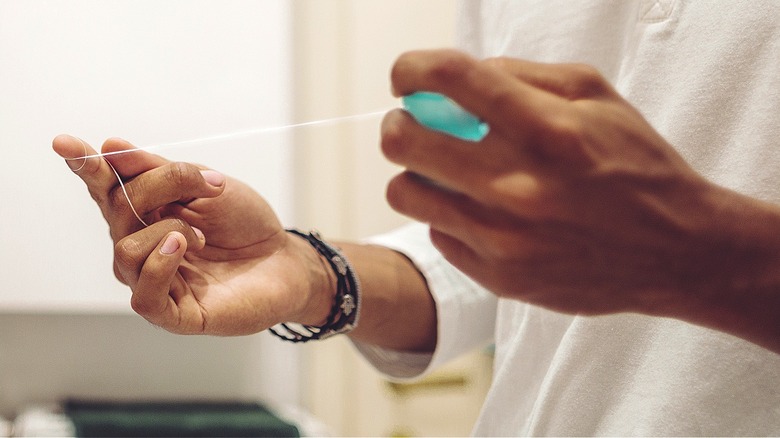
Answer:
54 49 780 354
52 136 435 351
383 50 780 353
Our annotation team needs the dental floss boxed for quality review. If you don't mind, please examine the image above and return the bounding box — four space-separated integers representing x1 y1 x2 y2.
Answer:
67 93 483 228
67 109 389 228
66 92 486 162
70 137 150 227
66 110 389 162
105 159 149 227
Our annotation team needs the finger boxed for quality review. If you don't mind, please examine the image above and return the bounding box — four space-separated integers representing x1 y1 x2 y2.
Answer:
426 228 521 300
128 231 186 324
386 171 529 252
114 218 206 288
382 109 543 209
390 49 560 141
381 109 495 193
52 134 119 202
101 137 170 179
483 58 617 101
427 227 482 277
112 162 226 229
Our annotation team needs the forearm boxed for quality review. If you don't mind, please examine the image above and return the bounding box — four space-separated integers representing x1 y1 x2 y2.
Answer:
338 242 437 353
287 233 437 352
662 185 780 354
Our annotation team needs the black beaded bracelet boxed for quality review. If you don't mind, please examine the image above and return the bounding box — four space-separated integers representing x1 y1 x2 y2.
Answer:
268 229 361 343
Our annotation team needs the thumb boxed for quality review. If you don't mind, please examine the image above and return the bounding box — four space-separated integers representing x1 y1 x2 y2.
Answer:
129 231 188 324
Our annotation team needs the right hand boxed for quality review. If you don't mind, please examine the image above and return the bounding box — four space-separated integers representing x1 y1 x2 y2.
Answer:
53 135 332 335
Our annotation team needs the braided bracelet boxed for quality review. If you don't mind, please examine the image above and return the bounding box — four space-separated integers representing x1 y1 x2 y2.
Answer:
268 229 361 342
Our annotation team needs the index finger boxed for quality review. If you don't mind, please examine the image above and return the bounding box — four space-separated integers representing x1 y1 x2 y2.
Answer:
52 134 118 202
101 137 170 180
53 135 171 204
390 49 560 142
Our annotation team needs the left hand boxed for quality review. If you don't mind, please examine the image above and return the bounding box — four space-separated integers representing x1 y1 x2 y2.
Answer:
52 136 332 335
381 49 731 316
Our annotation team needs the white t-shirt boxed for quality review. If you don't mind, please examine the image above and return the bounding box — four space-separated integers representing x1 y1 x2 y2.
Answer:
360 1 780 435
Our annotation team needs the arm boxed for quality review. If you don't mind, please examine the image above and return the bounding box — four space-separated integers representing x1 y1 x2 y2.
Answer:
52 135 436 352
382 49 780 353
339 242 436 352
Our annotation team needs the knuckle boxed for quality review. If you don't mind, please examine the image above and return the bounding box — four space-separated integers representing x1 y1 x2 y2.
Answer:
543 112 604 169
488 173 541 207
114 237 145 270
560 63 610 99
484 85 523 121
392 49 474 91
529 109 587 163
159 217 197 245
426 50 474 86
164 162 199 188
109 184 135 217
88 188 114 220
481 56 513 71
129 295 150 314
162 217 190 233
130 294 162 316
548 111 586 145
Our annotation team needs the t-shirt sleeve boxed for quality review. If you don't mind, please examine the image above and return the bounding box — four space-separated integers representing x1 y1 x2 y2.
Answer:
351 222 497 381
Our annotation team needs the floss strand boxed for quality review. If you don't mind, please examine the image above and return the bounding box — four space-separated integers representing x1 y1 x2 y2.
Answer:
66 109 388 228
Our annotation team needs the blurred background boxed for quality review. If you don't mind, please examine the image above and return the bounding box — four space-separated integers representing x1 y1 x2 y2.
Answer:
0 1 492 435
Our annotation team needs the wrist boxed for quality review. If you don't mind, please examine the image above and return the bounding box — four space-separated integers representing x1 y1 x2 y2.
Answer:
286 231 336 326
271 229 361 342
665 184 780 350
693 186 780 300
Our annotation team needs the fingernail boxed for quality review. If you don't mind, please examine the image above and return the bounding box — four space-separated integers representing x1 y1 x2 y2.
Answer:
65 157 87 172
192 226 205 241
160 234 181 255
64 135 89 172
200 170 225 187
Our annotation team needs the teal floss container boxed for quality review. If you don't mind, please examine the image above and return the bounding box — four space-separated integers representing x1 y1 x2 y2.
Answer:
401 91 489 141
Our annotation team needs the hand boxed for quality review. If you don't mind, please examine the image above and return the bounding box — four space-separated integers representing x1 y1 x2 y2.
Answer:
381 49 753 317
53 136 331 335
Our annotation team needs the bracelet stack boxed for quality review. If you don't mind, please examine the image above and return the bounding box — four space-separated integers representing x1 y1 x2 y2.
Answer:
269 229 361 342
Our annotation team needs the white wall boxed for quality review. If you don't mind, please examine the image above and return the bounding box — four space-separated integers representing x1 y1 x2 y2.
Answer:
0 0 300 418
0 0 294 311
